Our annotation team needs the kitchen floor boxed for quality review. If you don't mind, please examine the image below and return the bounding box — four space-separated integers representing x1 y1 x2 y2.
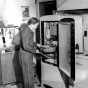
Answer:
73 54 88 88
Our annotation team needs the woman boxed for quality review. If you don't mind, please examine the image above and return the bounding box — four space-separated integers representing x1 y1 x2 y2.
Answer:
12 17 39 88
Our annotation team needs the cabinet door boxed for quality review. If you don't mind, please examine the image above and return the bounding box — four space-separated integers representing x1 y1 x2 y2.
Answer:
1 52 16 83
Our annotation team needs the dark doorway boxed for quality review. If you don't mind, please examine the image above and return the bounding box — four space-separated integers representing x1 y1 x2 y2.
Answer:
39 0 57 17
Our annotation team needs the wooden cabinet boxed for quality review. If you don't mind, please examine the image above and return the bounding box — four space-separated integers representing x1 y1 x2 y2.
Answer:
0 51 23 84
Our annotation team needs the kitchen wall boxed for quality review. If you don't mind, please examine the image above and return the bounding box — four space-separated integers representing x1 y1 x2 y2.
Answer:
0 0 37 26
82 14 88 53
15 0 36 18
11 0 36 25
56 0 67 8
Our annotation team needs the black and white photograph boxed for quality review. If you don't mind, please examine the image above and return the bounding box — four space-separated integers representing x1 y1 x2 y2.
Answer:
0 0 88 88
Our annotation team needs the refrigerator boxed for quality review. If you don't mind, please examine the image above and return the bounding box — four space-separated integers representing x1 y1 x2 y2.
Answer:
40 15 75 88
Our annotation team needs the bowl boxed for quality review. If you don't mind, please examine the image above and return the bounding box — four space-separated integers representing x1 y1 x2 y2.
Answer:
43 46 56 53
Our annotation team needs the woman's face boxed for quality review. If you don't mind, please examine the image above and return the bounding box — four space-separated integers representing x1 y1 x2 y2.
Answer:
29 23 39 32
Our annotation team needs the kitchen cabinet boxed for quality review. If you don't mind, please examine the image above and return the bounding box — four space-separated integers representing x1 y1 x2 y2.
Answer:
0 51 23 84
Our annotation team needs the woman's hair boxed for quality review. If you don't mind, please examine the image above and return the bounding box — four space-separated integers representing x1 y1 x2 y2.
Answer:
27 17 39 25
